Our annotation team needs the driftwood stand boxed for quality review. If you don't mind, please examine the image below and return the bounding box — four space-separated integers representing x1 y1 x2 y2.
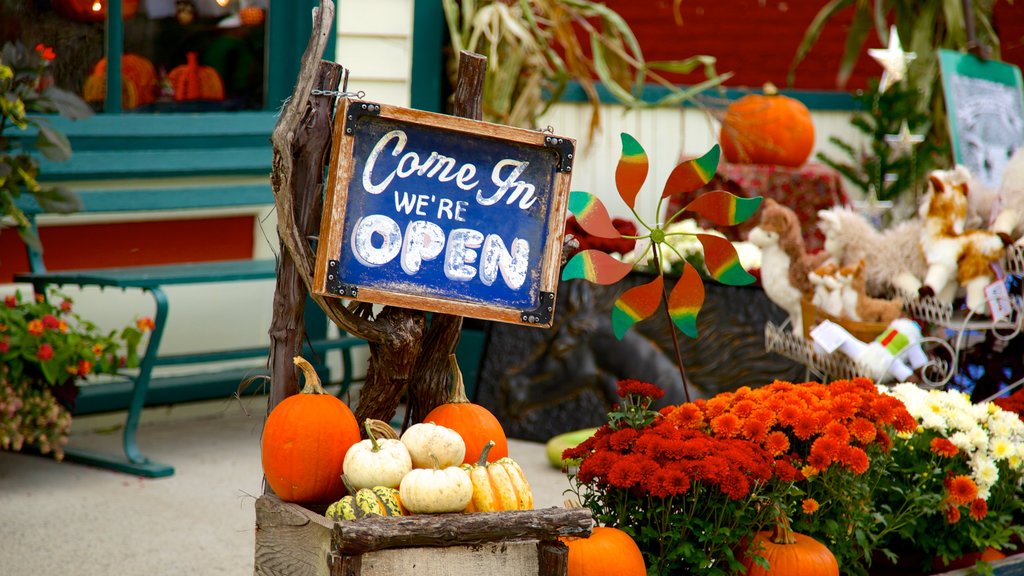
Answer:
257 2 591 575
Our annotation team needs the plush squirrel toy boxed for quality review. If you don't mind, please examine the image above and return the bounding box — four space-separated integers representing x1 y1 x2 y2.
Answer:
812 318 928 383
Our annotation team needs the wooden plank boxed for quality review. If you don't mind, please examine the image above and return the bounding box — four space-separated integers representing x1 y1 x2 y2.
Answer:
38 147 273 179
330 508 593 555
359 541 539 576
255 494 335 576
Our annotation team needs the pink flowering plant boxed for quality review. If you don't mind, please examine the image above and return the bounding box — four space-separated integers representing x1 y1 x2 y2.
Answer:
0 288 149 460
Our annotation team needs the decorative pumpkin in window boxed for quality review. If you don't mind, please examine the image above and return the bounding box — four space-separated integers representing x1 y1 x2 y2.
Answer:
54 0 139 23
719 83 815 167
239 6 266 26
82 54 158 110
168 52 225 102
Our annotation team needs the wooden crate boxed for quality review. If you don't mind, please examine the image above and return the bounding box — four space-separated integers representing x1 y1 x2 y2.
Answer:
801 297 890 342
254 494 594 576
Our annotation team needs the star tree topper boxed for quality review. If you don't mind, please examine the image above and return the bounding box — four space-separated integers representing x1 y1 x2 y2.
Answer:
561 134 762 341
868 25 916 92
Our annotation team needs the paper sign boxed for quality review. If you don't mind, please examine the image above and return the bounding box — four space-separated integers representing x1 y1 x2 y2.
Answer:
986 280 1012 322
810 320 849 354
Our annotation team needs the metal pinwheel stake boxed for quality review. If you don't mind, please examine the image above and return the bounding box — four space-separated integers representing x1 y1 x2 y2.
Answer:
561 133 763 402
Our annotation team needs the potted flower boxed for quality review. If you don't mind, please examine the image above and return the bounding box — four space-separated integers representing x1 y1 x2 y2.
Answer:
0 288 149 460
565 379 781 575
873 384 1024 572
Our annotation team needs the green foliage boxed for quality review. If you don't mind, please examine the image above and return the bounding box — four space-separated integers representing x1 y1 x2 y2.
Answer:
816 80 946 209
442 0 728 133
1 41 92 250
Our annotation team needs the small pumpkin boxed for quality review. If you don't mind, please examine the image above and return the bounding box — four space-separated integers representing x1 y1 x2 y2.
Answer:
326 475 405 521
83 54 158 110
401 421 465 469
399 456 473 514
343 419 412 490
423 354 508 464
719 82 815 167
168 52 225 102
261 356 361 504
462 440 532 512
561 526 646 576
742 511 838 576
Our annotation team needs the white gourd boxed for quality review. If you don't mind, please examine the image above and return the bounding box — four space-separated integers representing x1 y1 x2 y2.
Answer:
401 422 466 469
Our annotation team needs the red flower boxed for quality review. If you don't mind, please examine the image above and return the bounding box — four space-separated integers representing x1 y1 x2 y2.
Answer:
930 437 959 458
34 43 56 61
77 359 93 376
667 403 703 429
42 314 60 329
838 445 870 475
617 379 665 400
824 421 850 443
137 317 156 332
969 498 988 521
37 343 54 361
947 475 979 506
4 295 16 308
0 337 9 353
849 418 877 444
60 299 73 313
802 498 820 514
774 458 804 482
945 504 961 525
792 413 819 440
606 454 653 489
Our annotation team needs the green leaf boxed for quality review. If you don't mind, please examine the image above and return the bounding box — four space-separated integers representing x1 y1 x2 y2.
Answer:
32 185 82 214
35 122 72 162
40 86 93 120
787 0 855 86
837 6 873 88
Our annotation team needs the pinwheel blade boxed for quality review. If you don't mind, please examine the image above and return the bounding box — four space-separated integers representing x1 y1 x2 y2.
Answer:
612 275 664 340
562 250 634 285
696 234 755 286
567 191 622 239
661 144 720 198
668 262 706 339
616 133 649 210
681 191 762 226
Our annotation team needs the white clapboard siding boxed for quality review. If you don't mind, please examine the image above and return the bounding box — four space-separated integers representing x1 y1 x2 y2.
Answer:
540 102 868 220
335 0 414 108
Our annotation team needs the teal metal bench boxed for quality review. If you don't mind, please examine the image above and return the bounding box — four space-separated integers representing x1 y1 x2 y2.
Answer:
11 113 368 478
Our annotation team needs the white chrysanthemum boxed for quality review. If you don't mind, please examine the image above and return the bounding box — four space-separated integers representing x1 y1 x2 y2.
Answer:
949 431 973 452
990 437 1013 461
973 457 999 491
967 427 989 452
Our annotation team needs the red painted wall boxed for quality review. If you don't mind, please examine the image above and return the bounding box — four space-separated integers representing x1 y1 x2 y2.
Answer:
602 0 1024 91
0 216 258 283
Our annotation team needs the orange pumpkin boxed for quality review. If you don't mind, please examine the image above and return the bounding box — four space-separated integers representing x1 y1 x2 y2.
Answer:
82 54 158 110
168 52 225 102
54 0 139 23
261 356 361 504
561 526 646 576
719 83 815 167
424 354 508 464
742 512 838 576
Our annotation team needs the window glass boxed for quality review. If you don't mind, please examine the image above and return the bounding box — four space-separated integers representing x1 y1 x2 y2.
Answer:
1 0 269 112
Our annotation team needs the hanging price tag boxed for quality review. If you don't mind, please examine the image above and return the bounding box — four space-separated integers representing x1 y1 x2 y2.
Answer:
986 280 1012 322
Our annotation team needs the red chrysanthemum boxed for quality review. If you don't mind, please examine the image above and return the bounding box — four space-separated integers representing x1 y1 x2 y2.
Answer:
36 343 54 361
617 379 665 400
930 437 959 458
42 314 60 329
945 504 961 525
947 475 979 506
3 295 15 308
969 498 988 521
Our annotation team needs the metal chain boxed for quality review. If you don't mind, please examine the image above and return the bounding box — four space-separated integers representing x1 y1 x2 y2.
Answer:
311 89 365 99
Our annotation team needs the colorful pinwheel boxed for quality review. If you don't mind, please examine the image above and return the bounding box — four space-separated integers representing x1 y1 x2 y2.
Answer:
562 133 762 343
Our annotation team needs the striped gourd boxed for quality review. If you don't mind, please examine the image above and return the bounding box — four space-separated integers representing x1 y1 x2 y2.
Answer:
326 476 405 521
462 440 533 512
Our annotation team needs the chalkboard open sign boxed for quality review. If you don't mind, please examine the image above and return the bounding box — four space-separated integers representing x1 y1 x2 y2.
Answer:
312 99 575 328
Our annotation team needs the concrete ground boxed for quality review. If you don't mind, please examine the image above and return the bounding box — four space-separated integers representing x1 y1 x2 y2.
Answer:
0 397 577 576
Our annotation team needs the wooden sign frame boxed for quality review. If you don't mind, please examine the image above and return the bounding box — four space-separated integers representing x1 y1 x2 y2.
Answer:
313 99 575 328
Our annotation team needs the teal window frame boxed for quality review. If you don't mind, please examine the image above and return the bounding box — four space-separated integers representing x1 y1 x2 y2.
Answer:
85 1 331 147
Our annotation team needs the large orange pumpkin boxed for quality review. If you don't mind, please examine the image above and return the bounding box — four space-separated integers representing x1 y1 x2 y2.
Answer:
82 54 158 110
561 526 646 576
261 356 361 504
719 83 815 167
742 513 838 576
54 0 139 23
423 354 508 464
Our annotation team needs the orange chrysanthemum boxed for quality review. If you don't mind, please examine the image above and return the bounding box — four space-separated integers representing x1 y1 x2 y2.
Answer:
930 437 959 458
710 413 741 438
945 504 961 525
763 431 790 456
947 475 979 506
802 498 820 514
